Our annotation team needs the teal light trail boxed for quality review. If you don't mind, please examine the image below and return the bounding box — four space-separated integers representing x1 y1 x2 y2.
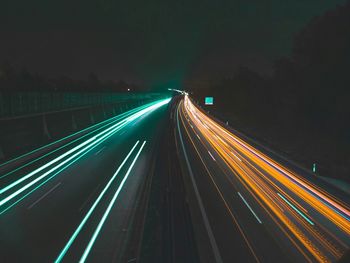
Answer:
0 99 163 172
277 193 314 225
1 98 169 192
0 104 136 169
0 98 171 209
0 138 115 214
1 123 136 213
54 141 140 263
0 103 150 180
1 116 132 206
79 141 146 263
0 137 96 195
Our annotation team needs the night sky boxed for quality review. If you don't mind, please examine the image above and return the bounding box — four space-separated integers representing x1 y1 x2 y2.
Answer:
0 0 346 88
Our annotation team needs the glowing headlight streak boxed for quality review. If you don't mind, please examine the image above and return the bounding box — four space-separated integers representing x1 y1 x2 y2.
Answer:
182 105 338 260
0 101 154 170
54 141 140 263
0 140 106 215
182 98 350 261
182 104 327 261
0 98 171 208
205 111 349 221
0 102 154 179
195 115 343 260
0 137 96 195
79 141 147 263
186 97 350 225
0 99 164 185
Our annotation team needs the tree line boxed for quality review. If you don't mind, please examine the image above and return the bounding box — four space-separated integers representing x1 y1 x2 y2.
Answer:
192 2 350 181
0 65 139 93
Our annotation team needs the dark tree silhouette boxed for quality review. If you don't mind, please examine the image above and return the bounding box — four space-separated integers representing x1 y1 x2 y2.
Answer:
192 1 350 182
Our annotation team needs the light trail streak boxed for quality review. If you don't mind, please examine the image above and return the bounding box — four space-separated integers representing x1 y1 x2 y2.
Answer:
0 136 96 195
0 99 167 187
176 105 223 263
0 120 139 213
0 143 102 215
182 95 350 262
231 152 242 162
195 105 350 222
0 98 171 210
79 141 146 263
0 103 150 180
0 101 154 170
54 141 140 263
179 103 263 262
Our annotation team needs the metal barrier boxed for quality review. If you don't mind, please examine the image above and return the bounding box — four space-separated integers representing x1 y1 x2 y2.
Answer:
0 92 166 118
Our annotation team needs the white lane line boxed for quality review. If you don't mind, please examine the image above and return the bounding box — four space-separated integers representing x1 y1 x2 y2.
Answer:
208 151 216 161
217 136 226 144
79 184 101 212
237 192 262 224
190 124 194 129
177 104 223 263
231 152 242 162
27 182 62 210
196 134 201 140
94 146 106 156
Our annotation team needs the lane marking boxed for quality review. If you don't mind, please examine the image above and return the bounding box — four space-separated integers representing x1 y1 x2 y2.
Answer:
0 101 156 170
237 192 262 224
277 193 314 226
176 104 223 263
94 146 106 156
181 100 260 263
27 182 61 210
208 151 216 161
79 184 101 212
0 99 171 208
79 141 147 262
0 137 96 195
231 152 242 162
196 134 201 140
0 104 150 180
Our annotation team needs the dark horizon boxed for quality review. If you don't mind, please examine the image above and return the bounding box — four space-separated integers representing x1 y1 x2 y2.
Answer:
0 0 347 88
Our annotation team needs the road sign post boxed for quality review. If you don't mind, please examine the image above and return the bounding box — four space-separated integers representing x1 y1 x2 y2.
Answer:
205 97 214 105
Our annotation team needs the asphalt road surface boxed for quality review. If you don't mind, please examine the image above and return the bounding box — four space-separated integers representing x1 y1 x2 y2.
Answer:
0 99 171 262
1 95 349 263
175 95 350 263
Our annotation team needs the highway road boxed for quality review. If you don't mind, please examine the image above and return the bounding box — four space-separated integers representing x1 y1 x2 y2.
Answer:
1 94 349 263
175 95 350 263
0 98 171 262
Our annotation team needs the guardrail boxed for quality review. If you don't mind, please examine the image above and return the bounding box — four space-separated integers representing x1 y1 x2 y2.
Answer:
0 92 167 119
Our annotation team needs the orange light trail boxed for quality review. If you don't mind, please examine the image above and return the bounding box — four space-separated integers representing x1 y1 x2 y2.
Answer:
181 96 350 262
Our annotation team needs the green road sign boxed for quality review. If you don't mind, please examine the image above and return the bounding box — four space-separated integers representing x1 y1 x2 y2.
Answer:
205 97 214 105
